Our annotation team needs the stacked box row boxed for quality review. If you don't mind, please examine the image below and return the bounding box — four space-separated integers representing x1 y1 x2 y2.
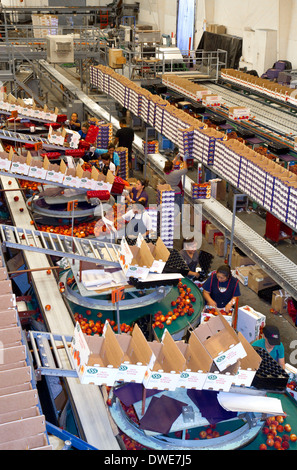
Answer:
156 184 175 248
116 147 129 180
192 182 211 199
89 65 297 231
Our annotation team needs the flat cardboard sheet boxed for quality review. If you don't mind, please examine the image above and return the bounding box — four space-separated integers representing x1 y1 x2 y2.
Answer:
187 389 237 424
217 392 285 415
139 395 187 434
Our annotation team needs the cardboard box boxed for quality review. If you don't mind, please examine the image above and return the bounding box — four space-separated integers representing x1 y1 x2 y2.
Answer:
177 332 212 390
145 236 170 273
71 321 124 386
0 148 13 171
248 266 277 293
115 324 156 383
193 312 247 372
271 289 289 314
202 361 239 392
48 125 66 146
233 332 262 387
200 306 233 326
10 154 31 176
0 309 18 329
205 223 218 244
119 236 152 280
143 329 186 391
0 326 22 349
231 250 255 269
214 236 225 257
236 305 266 342
44 157 67 184
235 266 253 286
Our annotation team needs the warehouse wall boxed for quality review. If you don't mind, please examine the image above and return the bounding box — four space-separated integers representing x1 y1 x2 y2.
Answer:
134 0 177 36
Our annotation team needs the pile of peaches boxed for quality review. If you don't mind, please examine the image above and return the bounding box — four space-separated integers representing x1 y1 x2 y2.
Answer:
259 415 296 450
152 280 197 329
73 311 133 336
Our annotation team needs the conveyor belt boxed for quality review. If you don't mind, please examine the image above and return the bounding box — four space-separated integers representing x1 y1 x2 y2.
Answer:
0 224 121 268
0 129 68 151
206 82 297 140
0 173 120 450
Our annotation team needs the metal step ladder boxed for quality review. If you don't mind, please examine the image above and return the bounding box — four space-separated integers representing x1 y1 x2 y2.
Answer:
0 224 121 267
0 129 68 151
28 330 78 379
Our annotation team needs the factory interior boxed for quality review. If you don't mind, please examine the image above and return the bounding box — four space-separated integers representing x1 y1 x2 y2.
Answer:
0 0 297 453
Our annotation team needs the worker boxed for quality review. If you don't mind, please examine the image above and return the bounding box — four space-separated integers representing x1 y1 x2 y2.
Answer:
122 201 153 239
125 178 149 206
93 143 120 175
78 122 90 140
252 325 285 369
202 264 240 313
69 112 81 131
114 118 134 173
163 152 188 211
98 152 116 176
179 238 201 280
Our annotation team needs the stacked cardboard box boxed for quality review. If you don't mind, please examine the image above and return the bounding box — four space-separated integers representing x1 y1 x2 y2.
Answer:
142 141 159 155
221 68 295 104
271 289 289 314
248 265 278 293
116 147 129 180
0 260 51 450
95 122 113 149
191 182 211 200
89 65 297 233
157 184 175 248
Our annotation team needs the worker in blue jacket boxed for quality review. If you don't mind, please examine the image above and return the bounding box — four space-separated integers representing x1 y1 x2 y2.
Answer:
202 264 240 313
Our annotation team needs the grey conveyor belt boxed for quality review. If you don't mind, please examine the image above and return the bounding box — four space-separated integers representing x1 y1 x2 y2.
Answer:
39 59 297 300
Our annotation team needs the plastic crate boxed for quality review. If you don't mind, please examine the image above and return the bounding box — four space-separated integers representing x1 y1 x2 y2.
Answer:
86 190 110 201
252 347 289 391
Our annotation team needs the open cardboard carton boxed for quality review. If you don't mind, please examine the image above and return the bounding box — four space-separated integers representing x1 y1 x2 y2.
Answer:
177 332 238 392
119 236 153 281
63 166 82 189
94 170 114 192
146 236 170 274
71 321 124 386
77 164 99 190
0 147 13 171
143 329 186 391
28 153 48 180
44 156 67 184
193 312 247 372
115 323 156 383
48 125 66 146
10 153 32 176
233 332 262 387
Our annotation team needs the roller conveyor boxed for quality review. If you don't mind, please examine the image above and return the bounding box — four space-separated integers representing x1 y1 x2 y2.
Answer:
0 224 121 268
0 173 121 450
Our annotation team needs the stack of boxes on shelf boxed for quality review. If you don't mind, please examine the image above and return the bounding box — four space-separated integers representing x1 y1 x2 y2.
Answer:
157 184 175 249
95 122 113 149
214 138 297 227
178 127 194 160
191 182 211 200
116 147 129 180
90 65 297 233
193 128 225 165
221 68 296 105
0 256 51 450
142 140 159 155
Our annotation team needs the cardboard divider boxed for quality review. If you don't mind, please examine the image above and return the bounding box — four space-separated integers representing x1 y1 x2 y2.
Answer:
0 414 46 445
115 324 156 383
193 312 247 372
143 329 186 391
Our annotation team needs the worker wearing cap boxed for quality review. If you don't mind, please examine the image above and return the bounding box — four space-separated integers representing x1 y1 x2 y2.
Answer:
252 325 285 369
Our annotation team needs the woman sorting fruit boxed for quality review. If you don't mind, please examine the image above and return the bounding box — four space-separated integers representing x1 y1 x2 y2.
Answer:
202 264 240 313
179 238 201 280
